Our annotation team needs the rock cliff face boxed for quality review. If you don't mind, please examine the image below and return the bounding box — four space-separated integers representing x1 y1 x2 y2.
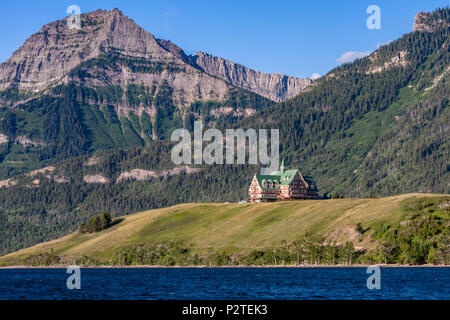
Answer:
193 51 311 101
0 8 308 104
0 9 230 107
413 11 450 32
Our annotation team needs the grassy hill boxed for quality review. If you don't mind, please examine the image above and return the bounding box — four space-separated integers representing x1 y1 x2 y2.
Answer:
1 193 448 266
0 8 448 257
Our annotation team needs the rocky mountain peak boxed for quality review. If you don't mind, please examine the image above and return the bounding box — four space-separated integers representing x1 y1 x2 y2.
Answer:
0 8 310 102
413 11 449 32
193 51 311 102
0 9 175 91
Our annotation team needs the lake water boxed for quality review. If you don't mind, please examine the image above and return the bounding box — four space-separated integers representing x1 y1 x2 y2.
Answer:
0 267 448 300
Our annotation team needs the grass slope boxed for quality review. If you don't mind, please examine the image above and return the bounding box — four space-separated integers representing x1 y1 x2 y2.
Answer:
1 193 448 266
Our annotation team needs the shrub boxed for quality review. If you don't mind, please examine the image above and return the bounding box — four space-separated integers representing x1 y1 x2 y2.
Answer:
78 211 112 233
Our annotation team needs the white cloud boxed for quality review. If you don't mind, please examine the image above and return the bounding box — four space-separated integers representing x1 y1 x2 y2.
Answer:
377 40 392 49
311 73 321 80
336 51 371 64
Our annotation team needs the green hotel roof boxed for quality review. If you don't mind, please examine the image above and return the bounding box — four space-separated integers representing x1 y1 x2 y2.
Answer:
253 160 318 191
255 169 303 190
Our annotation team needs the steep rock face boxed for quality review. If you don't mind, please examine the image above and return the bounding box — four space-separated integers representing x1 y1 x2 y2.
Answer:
155 39 194 65
0 9 278 179
193 51 311 101
0 8 310 106
413 11 450 32
0 9 230 107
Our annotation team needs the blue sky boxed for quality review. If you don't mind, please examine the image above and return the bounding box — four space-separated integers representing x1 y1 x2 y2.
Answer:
0 0 448 78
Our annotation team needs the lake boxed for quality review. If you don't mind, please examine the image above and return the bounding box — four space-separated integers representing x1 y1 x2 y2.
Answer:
0 267 448 300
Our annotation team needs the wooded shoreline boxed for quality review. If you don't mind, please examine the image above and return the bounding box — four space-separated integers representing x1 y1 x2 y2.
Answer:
1 264 448 269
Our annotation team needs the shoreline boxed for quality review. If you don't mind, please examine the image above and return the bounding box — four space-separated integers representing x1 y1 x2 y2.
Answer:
0 264 448 269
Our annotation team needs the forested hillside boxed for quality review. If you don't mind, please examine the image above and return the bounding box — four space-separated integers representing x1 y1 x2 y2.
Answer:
0 8 448 255
0 8 275 179
0 144 261 254
240 7 449 196
0 80 271 179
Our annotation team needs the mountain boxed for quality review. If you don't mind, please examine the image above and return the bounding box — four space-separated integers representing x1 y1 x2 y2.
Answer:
1 194 448 266
0 8 230 102
0 7 448 255
0 8 313 180
192 51 311 101
413 10 450 32
0 8 307 103
239 7 449 197
0 9 281 178
150 39 312 102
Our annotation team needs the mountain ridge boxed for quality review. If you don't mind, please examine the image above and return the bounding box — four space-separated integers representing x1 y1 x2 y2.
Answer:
0 8 308 102
0 7 448 256
238 7 449 197
192 51 311 102
0 9 231 106
413 9 450 32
